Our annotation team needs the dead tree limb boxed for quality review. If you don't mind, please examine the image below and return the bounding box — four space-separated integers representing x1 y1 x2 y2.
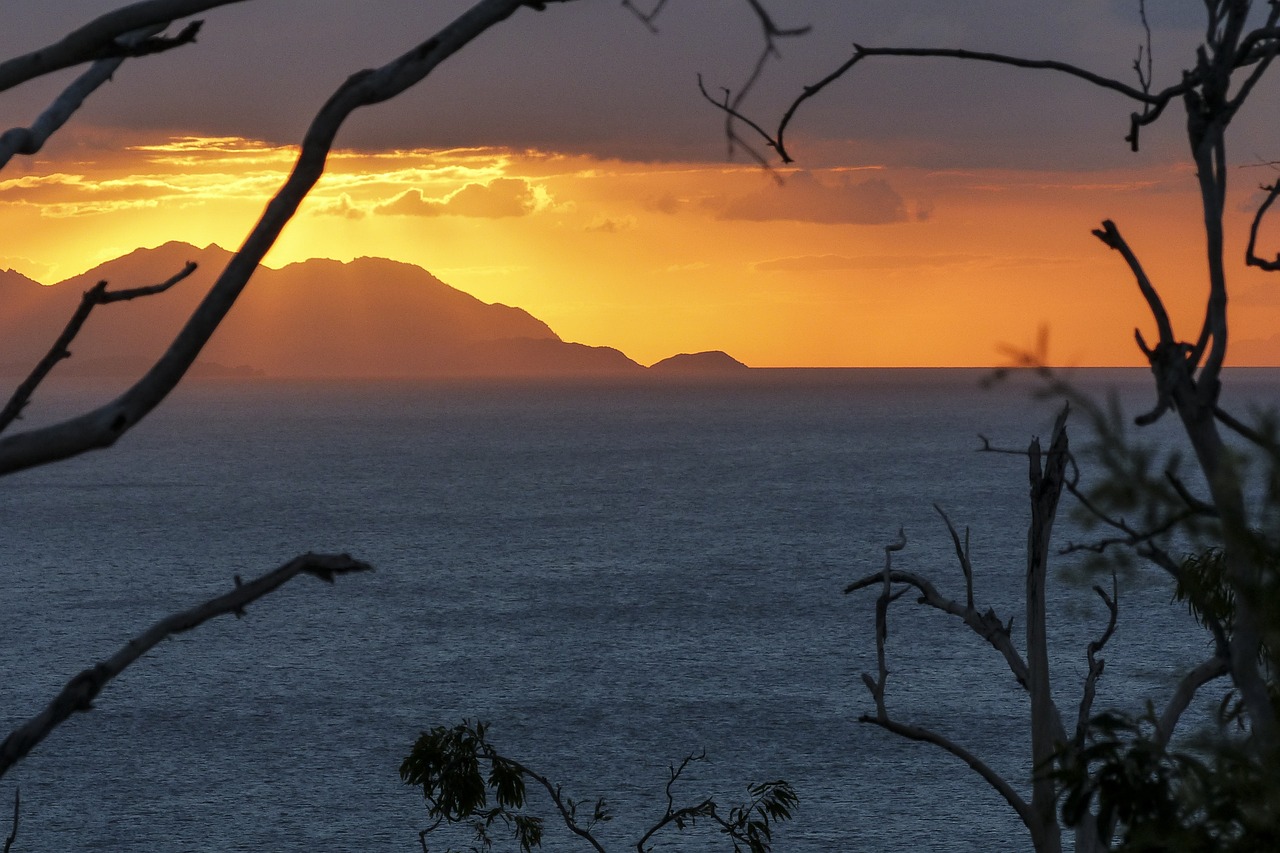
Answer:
703 41 1200 164
0 263 197 435
848 409 1078 852
1025 407 1069 853
845 567 1030 691
0 0 244 92
0 0 570 476
2 789 15 853
934 504 974 610
0 552 372 781
857 715 1035 832
0 24 173 168
1075 576 1119 745
860 528 906 718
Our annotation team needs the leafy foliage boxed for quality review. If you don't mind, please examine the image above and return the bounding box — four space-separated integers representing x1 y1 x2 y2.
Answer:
400 721 795 853
400 721 547 853
1055 707 1280 852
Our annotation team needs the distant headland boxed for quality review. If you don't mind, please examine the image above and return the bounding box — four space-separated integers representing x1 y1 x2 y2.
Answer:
0 242 751 379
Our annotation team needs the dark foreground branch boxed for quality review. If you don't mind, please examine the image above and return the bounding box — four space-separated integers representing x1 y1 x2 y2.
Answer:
0 0 556 476
0 0 240 92
2 789 15 853
0 262 197 435
859 715 1034 832
705 42 1195 164
0 552 372 781
0 25 174 169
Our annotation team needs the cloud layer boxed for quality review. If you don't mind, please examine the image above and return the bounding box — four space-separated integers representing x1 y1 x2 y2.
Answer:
716 173 910 225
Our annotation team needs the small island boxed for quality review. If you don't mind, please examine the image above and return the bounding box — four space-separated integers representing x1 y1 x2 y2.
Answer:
648 350 750 373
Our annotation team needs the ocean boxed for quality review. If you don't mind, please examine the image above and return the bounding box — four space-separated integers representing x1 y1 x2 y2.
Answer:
1 368 1271 852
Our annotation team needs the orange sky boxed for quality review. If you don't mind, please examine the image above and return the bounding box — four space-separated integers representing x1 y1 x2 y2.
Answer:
5 4 1280 367
4 132 1280 367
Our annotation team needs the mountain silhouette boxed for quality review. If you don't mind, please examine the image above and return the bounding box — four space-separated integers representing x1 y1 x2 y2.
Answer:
0 242 648 378
649 351 750 373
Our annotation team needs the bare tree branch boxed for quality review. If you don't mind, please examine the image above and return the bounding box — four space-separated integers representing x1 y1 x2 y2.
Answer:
934 504 974 610
1075 576 1119 745
0 552 372 781
858 715 1035 834
706 42 1199 164
0 263 197 435
859 528 907 720
0 0 244 92
2 789 15 853
1091 220 1175 348
1025 408 1069 853
1057 502 1200 558
1245 182 1280 271
0 24 173 168
0 0 567 477
846 567 1029 688
1155 656 1231 747
619 0 669 32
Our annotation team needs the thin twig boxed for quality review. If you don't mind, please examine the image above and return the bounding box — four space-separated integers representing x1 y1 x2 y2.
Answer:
0 1 238 92
0 25 170 169
1155 656 1231 746
0 552 372 780
859 715 1035 833
934 504 974 610
2 789 15 853
0 262 197 435
0 0 561 476
1075 574 1119 744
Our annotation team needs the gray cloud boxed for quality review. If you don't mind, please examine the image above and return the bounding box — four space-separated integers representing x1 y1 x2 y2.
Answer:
0 2 1215 170
717 172 908 225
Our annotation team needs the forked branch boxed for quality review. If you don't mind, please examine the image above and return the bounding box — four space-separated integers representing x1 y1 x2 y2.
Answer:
704 42 1197 164
845 564 1030 690
0 552 372 781
0 25 172 168
1075 576 1119 744
1246 182 1280 271
0 262 197 435
1155 656 1230 746
858 715 1035 831
0 0 242 92
2 789 15 853
0 0 562 476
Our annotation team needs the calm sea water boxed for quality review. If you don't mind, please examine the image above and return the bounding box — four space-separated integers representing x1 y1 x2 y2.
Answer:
2 369 1274 852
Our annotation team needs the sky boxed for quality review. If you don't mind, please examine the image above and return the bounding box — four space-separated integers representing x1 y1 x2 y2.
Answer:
4 1 1280 367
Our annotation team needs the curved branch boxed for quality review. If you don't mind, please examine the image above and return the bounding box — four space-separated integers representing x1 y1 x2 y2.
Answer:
0 0 242 92
934 504 974 610
859 715 1035 834
0 552 372 781
513 763 608 853
0 0 552 476
2 789 15 853
0 24 173 169
846 568 1031 690
0 262 197 435
1075 576 1119 744
1155 656 1230 746
1245 182 1280 271
1091 219 1175 346
720 44 1199 164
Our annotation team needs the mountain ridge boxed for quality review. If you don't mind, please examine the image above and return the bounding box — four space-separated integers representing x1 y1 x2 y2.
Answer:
1 242 736 378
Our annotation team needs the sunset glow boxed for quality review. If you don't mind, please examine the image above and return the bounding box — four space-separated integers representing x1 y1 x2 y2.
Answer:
5 0 1280 369
5 131 1279 367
